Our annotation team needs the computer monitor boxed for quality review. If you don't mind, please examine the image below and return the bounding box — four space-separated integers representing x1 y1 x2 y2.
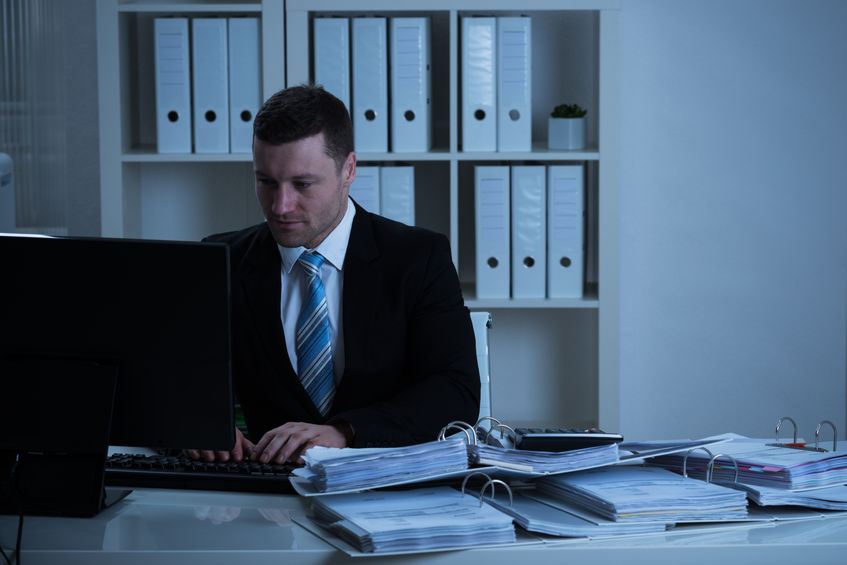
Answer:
0 234 235 516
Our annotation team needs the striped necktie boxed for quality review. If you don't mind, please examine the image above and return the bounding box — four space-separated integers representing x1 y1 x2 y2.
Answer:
295 251 335 417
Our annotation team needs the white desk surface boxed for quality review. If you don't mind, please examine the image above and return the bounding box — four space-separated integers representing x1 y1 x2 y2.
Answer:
2 487 847 565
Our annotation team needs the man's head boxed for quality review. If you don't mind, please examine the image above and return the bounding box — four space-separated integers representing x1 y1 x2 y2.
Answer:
253 85 357 250
253 84 354 173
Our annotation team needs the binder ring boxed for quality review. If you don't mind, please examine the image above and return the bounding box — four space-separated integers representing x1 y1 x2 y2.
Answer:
491 424 518 447
682 447 714 479
460 472 493 497
775 416 798 444
438 421 477 445
478 479 513 508
706 453 739 484
474 416 502 431
815 420 837 452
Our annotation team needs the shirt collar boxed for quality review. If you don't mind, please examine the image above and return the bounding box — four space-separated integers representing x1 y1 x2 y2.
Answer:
278 197 356 274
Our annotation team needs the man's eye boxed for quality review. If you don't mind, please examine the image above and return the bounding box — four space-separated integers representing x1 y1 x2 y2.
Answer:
257 177 274 186
294 181 313 190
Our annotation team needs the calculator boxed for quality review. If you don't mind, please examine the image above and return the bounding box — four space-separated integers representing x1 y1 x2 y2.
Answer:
515 427 624 452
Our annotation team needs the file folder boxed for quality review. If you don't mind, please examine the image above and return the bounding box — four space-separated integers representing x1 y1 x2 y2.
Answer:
192 18 230 153
511 166 546 299
352 18 388 153
461 17 497 152
349 165 380 214
154 18 191 153
379 166 414 226
547 165 584 298
227 18 261 154
475 166 510 299
470 311 492 420
497 17 532 152
313 17 350 113
390 17 431 152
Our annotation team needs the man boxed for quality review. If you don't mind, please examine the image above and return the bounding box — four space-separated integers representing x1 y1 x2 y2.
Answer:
194 85 480 464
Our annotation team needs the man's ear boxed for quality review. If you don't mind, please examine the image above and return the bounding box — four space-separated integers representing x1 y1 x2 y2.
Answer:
342 152 357 189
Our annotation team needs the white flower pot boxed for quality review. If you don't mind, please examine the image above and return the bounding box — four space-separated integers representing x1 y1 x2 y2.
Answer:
547 117 585 150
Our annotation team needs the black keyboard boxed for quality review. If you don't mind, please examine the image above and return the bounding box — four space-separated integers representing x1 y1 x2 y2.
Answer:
104 453 298 494
515 428 624 452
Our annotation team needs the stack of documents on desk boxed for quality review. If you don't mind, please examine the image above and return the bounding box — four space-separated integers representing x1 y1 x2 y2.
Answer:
469 442 619 474
537 466 748 523
649 433 847 490
482 489 669 537
292 438 468 494
731 483 847 510
308 486 516 554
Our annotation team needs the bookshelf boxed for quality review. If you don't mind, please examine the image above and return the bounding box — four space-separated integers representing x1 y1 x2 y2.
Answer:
96 0 621 430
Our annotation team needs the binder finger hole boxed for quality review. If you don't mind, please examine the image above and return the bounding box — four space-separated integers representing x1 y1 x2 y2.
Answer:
474 109 486 121
487 257 499 269
560 257 572 268
364 109 376 121
240 110 252 122
167 111 179 123
523 257 535 268
404 110 415 122
509 109 520 121
205 110 217 123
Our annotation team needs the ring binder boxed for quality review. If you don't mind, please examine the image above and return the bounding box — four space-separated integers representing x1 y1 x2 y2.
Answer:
682 447 714 479
474 416 517 448
815 420 837 452
706 453 739 484
768 416 838 452
460 472 513 507
438 420 477 444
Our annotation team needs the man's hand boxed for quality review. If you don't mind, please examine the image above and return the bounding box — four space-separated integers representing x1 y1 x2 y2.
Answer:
186 427 255 462
253 422 349 464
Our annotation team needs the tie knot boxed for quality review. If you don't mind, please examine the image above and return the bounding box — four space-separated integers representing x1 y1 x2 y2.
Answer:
298 251 326 277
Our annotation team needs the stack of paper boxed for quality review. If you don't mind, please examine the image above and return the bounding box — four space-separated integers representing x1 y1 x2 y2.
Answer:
731 483 847 510
309 486 516 553
293 438 468 494
469 442 619 474
483 489 669 538
649 434 847 490
537 466 749 523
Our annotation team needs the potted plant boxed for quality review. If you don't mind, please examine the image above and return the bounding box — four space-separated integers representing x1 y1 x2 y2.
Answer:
548 103 587 150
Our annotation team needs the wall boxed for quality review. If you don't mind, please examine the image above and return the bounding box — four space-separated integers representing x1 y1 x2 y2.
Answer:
618 0 847 440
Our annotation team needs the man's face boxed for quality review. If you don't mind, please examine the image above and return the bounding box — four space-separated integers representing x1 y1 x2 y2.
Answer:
254 132 355 249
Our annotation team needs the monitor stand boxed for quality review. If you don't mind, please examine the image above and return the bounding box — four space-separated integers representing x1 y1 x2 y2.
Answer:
0 357 129 517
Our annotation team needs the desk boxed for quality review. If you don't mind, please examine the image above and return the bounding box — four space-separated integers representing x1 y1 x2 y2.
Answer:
2 488 847 565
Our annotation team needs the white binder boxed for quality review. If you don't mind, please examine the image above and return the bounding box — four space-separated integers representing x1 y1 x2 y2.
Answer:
475 166 510 299
511 166 546 299
192 18 230 154
547 165 584 298
154 18 191 153
379 166 415 226
390 17 431 152
349 165 380 214
228 18 260 154
497 17 532 152
352 18 388 153
313 18 350 113
461 17 497 152
470 311 492 420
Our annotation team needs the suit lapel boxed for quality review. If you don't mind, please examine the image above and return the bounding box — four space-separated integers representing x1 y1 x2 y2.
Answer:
341 205 381 377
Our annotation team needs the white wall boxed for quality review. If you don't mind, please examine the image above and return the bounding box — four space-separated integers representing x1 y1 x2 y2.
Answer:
618 0 847 440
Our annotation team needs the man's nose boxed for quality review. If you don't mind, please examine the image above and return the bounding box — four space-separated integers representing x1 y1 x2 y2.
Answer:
271 185 297 215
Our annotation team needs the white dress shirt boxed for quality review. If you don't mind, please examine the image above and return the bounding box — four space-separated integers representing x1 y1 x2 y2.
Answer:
277 197 355 385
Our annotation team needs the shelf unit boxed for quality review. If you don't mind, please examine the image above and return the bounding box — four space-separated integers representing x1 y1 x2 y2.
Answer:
96 0 621 430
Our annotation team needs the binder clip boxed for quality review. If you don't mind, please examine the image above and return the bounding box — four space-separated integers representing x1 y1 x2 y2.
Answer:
766 416 838 452
474 416 517 449
460 472 514 508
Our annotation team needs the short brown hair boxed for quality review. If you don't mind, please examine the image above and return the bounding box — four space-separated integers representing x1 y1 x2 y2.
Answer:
253 84 354 171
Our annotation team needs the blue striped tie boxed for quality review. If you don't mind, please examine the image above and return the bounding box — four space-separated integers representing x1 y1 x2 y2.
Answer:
296 251 336 417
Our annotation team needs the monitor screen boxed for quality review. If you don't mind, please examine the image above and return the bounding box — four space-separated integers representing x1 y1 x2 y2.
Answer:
0 234 235 453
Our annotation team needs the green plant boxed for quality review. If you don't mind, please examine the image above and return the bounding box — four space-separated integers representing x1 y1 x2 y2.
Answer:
551 103 587 118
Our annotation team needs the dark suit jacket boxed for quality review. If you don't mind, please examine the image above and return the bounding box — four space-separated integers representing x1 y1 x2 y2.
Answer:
205 202 480 447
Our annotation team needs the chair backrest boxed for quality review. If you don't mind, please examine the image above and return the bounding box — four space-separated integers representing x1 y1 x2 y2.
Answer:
470 311 492 420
